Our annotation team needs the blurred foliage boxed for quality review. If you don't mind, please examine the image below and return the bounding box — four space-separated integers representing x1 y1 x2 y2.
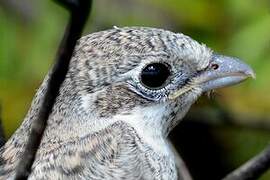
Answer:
0 0 270 179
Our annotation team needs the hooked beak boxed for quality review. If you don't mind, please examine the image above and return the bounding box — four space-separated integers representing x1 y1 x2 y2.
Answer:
169 54 255 100
196 54 255 92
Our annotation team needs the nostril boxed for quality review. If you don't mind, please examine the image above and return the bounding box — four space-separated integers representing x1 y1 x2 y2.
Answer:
211 63 219 70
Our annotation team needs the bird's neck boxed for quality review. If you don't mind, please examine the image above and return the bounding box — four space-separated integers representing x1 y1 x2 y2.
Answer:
108 103 181 154
43 102 179 155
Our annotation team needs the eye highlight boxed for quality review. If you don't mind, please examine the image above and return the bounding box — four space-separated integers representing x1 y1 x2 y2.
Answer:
140 63 171 89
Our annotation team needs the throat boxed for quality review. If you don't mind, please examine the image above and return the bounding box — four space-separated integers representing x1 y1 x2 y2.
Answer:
112 104 174 154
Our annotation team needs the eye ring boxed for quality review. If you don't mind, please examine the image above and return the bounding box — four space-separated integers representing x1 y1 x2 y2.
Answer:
140 62 171 90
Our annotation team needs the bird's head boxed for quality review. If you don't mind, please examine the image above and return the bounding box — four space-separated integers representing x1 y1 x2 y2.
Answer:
58 27 254 138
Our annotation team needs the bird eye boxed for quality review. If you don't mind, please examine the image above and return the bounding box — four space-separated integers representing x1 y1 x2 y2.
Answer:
140 63 170 89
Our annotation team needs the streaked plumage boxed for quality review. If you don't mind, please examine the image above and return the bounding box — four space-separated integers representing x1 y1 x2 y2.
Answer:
0 27 254 180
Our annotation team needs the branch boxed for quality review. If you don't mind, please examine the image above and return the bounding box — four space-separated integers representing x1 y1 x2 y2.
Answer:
14 0 92 179
186 101 270 179
222 145 270 180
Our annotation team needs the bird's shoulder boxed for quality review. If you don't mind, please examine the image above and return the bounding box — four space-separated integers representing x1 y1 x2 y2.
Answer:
30 121 176 179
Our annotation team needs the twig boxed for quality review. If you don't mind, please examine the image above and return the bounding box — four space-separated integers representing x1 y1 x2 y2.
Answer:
14 0 92 179
185 103 270 179
222 144 270 180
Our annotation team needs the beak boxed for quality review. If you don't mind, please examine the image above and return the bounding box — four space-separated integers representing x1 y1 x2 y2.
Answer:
196 54 255 92
169 54 255 100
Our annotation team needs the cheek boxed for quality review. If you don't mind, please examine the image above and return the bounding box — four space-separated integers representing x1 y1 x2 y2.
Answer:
94 85 151 117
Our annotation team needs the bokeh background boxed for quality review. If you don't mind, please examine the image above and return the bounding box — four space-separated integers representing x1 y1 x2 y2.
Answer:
0 0 270 179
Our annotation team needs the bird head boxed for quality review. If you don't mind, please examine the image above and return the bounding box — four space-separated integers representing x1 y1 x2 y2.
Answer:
55 27 255 139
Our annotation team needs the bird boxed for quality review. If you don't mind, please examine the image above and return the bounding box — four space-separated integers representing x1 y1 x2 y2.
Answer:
0 27 255 180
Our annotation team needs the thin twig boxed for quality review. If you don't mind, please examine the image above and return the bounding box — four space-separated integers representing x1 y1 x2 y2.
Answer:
14 0 92 179
222 145 270 180
187 105 270 179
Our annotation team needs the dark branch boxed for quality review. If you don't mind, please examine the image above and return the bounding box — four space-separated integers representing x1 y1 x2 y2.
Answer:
14 0 92 179
222 145 270 180
187 103 270 179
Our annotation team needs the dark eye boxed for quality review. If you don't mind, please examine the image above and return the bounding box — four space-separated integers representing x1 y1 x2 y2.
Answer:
140 63 170 89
